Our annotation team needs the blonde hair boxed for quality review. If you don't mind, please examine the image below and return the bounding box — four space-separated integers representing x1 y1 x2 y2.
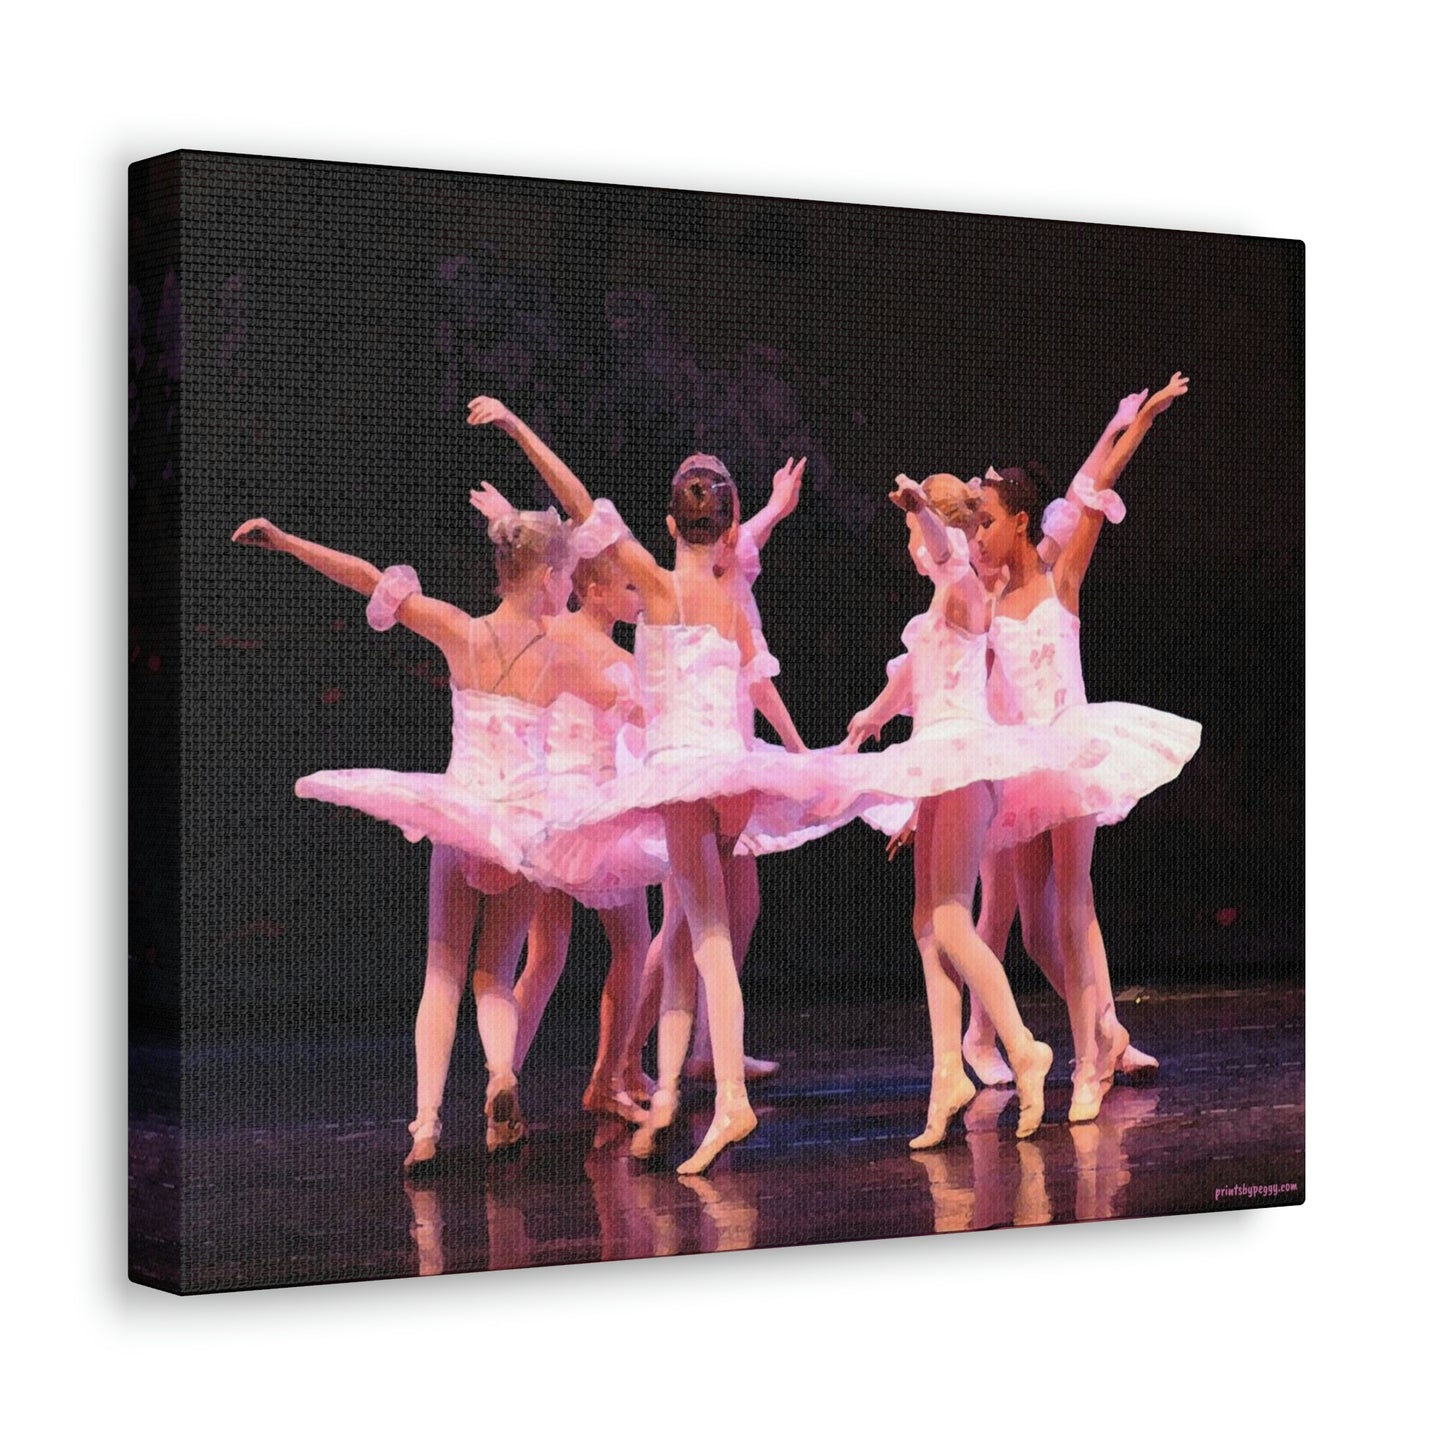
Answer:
489 508 571 592
571 548 619 601
922 473 983 537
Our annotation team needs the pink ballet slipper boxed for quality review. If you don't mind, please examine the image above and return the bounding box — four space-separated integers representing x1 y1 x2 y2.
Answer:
404 1112 442 1172
485 1079 526 1153
909 1066 979 1150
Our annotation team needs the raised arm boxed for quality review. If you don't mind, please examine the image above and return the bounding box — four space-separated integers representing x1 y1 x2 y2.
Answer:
889 475 991 634
231 519 472 658
740 456 806 553
1097 373 1190 493
1077 389 1149 488
1054 372 1190 601
467 395 595 522
466 395 673 613
893 474 953 567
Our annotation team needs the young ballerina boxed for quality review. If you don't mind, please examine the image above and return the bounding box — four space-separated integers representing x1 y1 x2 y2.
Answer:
844 474 1070 1144
231 503 626 1165
468 395 848 1173
473 431 801 1111
972 372 1200 1121
961 394 1164 1087
629 454 808 1087
502 536 657 1126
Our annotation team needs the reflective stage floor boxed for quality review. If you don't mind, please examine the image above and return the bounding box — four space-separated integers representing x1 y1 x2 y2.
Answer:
130 983 1304 1292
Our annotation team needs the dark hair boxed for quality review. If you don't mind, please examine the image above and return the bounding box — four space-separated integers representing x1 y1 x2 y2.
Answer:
669 454 739 546
983 463 1050 547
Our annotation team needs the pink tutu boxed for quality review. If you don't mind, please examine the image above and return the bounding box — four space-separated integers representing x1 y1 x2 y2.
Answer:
295 686 551 893
848 606 1145 850
554 622 886 854
986 700 1201 846
520 677 669 909
984 578 1200 844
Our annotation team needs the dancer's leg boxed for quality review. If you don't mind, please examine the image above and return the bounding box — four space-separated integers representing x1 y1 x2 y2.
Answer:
630 891 696 1159
662 801 755 1174
621 882 681 1098
964 844 1020 1087
512 888 574 1071
1015 839 1157 1076
584 892 651 1124
1012 835 1066 997
1050 816 1128 1122
928 786 1053 1139
908 797 977 1148
472 878 541 1149
407 845 479 1168
687 851 778 1079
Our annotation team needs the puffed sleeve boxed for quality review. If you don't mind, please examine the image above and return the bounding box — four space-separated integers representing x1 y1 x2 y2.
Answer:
1068 472 1126 524
740 644 782 687
734 526 763 587
365 565 422 632
1041 497 1084 549
919 524 976 588
884 653 914 716
570 498 632 559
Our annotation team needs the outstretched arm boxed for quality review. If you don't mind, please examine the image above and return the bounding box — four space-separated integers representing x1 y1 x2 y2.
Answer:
467 394 595 523
730 611 806 752
467 394 672 611
1054 372 1190 600
893 474 953 566
231 519 471 657
233 518 382 595
1078 389 1149 487
751 678 807 753
741 456 806 553
843 657 913 751
889 475 991 634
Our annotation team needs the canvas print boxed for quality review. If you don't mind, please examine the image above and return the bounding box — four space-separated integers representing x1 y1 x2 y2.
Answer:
128 151 1304 1293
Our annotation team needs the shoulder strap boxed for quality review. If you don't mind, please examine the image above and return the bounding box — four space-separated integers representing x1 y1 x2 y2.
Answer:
671 572 686 626
480 615 545 694
480 616 507 670
494 630 545 693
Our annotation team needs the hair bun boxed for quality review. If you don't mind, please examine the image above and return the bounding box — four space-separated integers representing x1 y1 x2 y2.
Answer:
487 513 523 550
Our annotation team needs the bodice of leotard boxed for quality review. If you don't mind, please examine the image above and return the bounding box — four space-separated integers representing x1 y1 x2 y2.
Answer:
543 661 639 780
446 686 550 793
634 622 751 757
896 609 992 733
988 585 1089 724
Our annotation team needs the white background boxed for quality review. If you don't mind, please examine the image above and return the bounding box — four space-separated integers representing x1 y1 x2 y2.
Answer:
3 3 1432 1438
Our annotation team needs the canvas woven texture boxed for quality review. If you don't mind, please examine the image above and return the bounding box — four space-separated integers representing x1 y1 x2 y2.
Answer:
128 152 1304 1293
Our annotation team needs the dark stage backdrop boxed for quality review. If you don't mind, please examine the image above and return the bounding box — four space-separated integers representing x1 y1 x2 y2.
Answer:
129 153 1303 1048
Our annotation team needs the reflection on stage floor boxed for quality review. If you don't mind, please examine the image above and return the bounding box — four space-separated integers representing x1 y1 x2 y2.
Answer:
129 984 1304 1292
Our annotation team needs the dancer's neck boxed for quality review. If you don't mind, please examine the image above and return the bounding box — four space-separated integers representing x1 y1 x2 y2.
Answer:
1004 547 1043 594
492 594 545 631
576 598 617 640
673 546 717 584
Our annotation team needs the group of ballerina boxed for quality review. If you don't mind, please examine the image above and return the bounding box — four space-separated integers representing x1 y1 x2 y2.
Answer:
232 370 1198 1177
